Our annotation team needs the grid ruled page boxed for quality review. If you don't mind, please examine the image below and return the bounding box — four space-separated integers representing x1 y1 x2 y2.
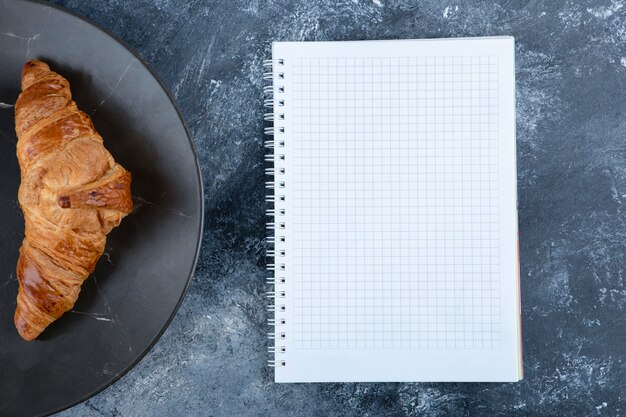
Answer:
272 38 520 382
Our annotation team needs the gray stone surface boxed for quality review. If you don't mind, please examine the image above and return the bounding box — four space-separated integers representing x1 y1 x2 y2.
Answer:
51 0 626 415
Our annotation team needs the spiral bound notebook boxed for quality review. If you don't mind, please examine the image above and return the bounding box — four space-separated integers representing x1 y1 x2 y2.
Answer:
264 37 521 383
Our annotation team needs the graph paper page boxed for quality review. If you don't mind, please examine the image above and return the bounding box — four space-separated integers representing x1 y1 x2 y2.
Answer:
272 38 520 382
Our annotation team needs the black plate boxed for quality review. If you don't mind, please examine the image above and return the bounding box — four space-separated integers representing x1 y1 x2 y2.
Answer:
0 1 203 416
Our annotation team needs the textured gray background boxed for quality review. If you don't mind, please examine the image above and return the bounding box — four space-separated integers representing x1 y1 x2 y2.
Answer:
47 0 626 416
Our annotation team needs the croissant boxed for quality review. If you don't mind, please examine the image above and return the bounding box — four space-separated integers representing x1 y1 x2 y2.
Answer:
13 60 133 341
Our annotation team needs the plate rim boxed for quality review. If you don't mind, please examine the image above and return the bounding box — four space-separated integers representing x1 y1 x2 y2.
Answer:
6 0 205 415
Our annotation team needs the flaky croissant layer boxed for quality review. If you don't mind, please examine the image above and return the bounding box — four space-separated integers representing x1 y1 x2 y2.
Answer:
14 60 132 341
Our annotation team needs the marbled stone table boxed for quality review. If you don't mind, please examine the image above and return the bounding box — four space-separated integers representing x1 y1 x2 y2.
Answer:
52 0 626 415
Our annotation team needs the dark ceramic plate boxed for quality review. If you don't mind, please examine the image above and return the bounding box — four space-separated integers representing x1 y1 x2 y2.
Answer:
0 1 203 416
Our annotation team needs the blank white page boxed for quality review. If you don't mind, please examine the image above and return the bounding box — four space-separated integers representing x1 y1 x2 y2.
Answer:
270 37 521 382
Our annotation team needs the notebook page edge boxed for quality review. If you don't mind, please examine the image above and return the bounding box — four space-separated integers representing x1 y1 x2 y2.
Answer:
273 36 515 47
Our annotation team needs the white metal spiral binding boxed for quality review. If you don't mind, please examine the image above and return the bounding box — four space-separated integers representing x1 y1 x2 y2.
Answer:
265 57 287 369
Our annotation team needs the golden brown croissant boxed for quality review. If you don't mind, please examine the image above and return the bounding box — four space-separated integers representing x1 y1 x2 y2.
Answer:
14 60 132 341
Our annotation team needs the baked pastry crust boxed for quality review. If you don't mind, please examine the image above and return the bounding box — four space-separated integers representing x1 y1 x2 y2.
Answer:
14 60 132 341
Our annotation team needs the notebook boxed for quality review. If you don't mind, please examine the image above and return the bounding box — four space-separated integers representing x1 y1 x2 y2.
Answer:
264 37 521 383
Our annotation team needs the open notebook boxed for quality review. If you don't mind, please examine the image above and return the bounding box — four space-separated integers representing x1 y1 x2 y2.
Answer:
264 37 521 382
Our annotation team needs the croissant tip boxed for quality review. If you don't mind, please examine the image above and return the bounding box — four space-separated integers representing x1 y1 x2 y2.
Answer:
22 59 49 74
20 60 51 91
19 333 37 342
14 311 40 341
